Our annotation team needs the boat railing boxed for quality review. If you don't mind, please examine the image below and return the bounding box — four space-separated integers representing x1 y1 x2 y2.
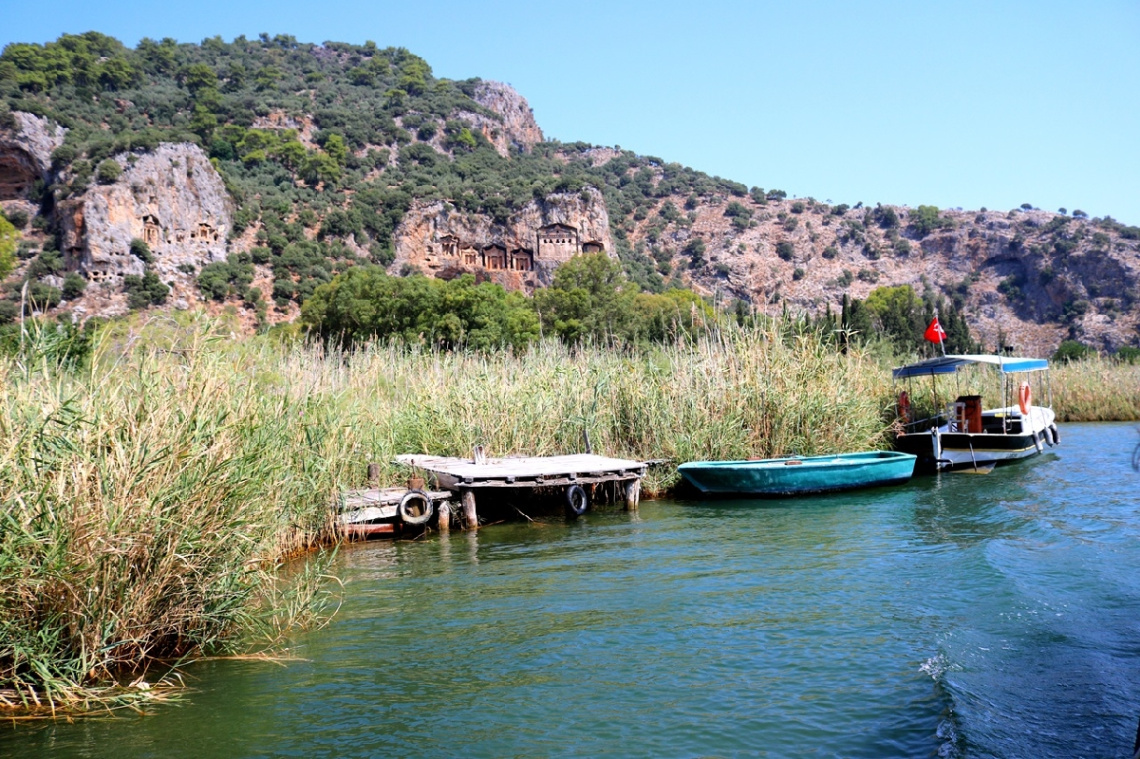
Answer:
902 413 945 435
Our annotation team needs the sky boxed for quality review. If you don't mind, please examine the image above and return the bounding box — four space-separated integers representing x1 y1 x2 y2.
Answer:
3 0 1138 223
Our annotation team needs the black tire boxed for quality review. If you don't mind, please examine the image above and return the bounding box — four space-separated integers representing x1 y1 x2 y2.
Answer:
398 489 434 526
565 484 588 517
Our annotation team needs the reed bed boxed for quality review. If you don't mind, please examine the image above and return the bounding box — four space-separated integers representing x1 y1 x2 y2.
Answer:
1051 358 1140 422
20 314 1140 714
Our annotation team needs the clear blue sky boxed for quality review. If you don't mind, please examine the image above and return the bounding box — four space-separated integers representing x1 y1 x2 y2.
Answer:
4 1 1138 223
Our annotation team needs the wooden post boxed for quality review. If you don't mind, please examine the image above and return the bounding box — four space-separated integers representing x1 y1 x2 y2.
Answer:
461 489 478 529
624 478 641 511
367 462 379 486
436 500 450 533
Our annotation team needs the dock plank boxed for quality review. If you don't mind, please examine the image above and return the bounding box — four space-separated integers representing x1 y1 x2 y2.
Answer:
396 453 645 483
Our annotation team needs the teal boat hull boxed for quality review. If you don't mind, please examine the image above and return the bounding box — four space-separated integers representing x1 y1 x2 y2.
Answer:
677 451 917 497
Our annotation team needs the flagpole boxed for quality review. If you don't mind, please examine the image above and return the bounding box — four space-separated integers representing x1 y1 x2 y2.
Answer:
937 309 945 356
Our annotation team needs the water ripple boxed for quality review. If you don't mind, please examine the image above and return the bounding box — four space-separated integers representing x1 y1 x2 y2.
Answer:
5 423 1140 758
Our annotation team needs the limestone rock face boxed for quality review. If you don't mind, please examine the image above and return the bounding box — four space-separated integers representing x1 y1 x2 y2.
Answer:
612 185 1140 355
466 81 544 157
59 143 232 283
0 112 66 200
393 186 614 290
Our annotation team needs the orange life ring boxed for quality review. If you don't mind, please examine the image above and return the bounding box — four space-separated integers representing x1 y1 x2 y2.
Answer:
897 390 912 424
1018 381 1031 416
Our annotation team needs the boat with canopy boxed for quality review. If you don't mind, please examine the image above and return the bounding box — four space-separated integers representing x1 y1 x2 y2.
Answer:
892 353 1059 472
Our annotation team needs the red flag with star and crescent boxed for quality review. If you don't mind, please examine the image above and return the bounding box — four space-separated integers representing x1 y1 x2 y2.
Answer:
924 317 947 344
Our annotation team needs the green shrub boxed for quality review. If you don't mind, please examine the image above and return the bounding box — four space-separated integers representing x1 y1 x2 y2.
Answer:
2 208 29 229
26 248 64 279
62 272 87 300
683 238 706 266
1053 339 1095 363
123 271 170 309
908 205 952 237
25 280 62 309
1114 346 1140 364
129 238 153 264
95 158 123 184
872 205 899 228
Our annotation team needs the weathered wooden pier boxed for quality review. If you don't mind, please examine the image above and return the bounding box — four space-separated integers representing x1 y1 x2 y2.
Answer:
338 486 454 537
338 450 647 538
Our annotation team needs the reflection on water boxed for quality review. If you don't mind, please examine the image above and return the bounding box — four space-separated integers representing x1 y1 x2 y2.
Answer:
3 424 1140 758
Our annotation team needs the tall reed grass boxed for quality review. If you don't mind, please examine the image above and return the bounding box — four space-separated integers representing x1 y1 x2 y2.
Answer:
4 313 1134 713
1051 358 1140 421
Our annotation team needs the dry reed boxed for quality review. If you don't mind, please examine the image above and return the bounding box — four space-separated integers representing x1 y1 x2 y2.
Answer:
8 313 1133 713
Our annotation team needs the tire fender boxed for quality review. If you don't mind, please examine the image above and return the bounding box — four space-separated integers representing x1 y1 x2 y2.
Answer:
398 489 434 526
565 484 588 517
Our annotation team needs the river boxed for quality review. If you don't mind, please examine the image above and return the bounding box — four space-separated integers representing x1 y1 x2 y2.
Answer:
4 422 1139 758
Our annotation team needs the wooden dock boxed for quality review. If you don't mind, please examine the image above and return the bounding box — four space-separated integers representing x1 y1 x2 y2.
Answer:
396 451 647 531
337 486 454 538
337 452 648 538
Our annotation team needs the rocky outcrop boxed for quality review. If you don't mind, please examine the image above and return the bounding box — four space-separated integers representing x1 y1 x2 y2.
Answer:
58 143 232 283
393 186 613 290
463 81 544 157
621 187 1140 355
0 111 65 200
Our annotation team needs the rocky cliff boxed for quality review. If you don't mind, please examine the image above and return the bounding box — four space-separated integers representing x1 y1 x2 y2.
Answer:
58 143 232 288
468 81 544 156
393 186 614 290
0 111 65 209
607 173 1140 355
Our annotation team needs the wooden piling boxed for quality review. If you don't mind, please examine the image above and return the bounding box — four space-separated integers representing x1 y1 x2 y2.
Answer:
624 478 641 511
461 489 478 529
437 500 450 533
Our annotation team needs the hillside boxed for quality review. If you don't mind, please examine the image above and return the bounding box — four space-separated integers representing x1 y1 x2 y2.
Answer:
1 32 1138 354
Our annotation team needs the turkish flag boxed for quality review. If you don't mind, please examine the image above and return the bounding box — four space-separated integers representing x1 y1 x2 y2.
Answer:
924 317 947 344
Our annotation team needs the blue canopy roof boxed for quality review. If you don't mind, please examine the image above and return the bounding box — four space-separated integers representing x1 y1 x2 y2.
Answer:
892 354 1050 380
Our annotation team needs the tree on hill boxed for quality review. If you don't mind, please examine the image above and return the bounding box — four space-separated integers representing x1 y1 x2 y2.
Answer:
865 284 925 353
840 285 977 355
908 205 953 237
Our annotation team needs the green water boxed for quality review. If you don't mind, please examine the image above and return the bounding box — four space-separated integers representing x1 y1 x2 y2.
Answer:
5 423 1140 757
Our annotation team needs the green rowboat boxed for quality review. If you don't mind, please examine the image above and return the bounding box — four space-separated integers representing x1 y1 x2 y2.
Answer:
677 451 917 496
